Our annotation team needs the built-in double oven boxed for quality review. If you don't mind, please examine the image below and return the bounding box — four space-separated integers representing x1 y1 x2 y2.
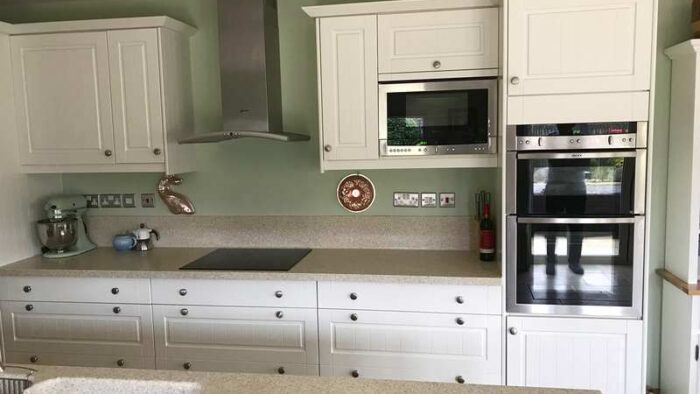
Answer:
506 122 647 318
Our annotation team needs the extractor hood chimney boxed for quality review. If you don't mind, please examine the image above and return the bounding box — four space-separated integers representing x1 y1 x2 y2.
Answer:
179 0 309 144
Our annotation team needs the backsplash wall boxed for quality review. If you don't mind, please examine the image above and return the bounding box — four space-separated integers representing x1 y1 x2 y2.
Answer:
0 0 497 217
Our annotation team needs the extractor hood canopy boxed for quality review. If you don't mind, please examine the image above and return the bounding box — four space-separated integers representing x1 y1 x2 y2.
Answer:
179 0 309 144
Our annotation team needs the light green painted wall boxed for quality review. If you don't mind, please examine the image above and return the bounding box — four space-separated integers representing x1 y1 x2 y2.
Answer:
646 0 693 387
0 0 496 217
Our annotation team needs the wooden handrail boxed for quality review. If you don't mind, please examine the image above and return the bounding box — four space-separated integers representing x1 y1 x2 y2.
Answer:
656 268 700 295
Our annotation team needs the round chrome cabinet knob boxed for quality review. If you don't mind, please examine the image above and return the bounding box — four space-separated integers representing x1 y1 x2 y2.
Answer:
276 311 284 319
324 145 333 153
180 308 189 316
25 304 33 311
510 76 521 85
179 289 188 296
455 296 464 304
117 359 125 367
509 327 518 335
153 148 162 156
349 292 358 300
104 149 113 157
351 370 360 378
277 367 285 375
113 306 121 314
275 290 283 298
456 317 465 326
456 376 465 384
111 287 120 295
350 313 358 321
30 356 38 364
432 60 442 69
183 362 192 370
23 285 31 293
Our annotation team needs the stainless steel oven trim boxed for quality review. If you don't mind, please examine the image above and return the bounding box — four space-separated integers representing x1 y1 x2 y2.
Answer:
506 122 648 151
506 215 644 318
378 79 497 156
506 149 647 216
517 217 637 224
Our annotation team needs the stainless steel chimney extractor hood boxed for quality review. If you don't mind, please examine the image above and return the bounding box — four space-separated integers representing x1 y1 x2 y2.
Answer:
179 0 309 144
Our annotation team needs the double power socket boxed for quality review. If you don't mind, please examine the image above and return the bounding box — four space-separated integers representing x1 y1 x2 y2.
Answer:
393 192 455 208
85 193 156 209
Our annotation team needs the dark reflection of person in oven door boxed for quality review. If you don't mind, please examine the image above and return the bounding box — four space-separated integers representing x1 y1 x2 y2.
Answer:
544 126 586 276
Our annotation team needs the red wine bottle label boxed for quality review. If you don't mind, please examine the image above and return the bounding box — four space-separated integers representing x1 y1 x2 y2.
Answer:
480 229 495 253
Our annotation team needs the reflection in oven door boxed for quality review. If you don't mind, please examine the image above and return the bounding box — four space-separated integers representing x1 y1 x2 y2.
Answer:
506 217 644 318
506 150 646 216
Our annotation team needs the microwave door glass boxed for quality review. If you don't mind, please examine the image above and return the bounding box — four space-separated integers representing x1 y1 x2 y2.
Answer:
515 221 637 309
386 89 489 146
516 156 637 216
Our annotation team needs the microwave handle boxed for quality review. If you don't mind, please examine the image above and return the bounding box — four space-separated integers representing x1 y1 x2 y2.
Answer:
516 150 640 160
517 217 638 224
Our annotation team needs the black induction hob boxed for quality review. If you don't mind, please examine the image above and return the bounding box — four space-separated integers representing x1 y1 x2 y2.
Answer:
179 248 312 271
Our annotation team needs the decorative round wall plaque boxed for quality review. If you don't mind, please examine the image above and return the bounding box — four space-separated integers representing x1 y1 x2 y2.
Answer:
337 174 375 213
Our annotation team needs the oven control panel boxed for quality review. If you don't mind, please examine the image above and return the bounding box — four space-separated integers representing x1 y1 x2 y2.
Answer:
511 134 639 151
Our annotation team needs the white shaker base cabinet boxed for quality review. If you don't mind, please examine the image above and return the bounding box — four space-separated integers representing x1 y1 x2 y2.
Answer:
507 0 653 96
319 309 501 385
0 301 155 368
152 305 319 374
506 316 643 394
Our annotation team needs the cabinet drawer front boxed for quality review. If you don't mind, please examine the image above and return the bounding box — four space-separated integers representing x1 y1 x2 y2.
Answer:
1 301 154 357
318 281 500 314
318 309 501 380
6 352 155 370
378 8 499 74
320 364 500 385
157 359 318 376
0 276 151 304
153 305 319 365
151 279 316 307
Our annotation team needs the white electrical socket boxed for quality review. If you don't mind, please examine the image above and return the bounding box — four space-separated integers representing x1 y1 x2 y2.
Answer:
393 192 420 208
421 192 437 208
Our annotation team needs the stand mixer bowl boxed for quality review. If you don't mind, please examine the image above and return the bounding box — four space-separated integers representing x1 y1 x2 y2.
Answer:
37 217 77 253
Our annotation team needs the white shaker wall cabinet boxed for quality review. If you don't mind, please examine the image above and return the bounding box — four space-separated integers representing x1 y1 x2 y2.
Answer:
318 15 379 162
506 316 643 394
9 17 195 174
378 8 499 75
507 0 654 96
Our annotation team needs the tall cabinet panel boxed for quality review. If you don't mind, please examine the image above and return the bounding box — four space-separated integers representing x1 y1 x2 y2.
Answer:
507 0 653 96
506 316 643 394
107 28 165 165
11 32 116 165
319 15 379 161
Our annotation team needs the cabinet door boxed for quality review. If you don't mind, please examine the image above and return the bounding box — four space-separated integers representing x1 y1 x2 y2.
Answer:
319 15 378 161
378 8 499 74
507 0 653 95
0 301 154 358
319 309 501 384
108 29 165 164
153 305 318 365
11 32 116 165
506 316 643 394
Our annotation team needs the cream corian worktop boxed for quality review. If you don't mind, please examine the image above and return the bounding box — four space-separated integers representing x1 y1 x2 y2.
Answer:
23 366 595 394
0 248 501 285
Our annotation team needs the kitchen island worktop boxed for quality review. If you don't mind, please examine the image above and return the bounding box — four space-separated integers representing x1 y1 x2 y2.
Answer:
0 247 501 285
23 366 595 394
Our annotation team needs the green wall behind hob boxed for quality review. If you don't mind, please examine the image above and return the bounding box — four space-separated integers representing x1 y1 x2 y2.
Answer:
0 0 496 216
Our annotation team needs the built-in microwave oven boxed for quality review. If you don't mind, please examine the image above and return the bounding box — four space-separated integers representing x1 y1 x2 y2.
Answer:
379 79 497 156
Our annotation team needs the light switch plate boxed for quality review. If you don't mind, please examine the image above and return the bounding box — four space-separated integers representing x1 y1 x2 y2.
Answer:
421 192 437 208
439 192 456 208
393 192 420 208
141 193 156 208
84 194 99 209
122 193 136 208
99 194 122 208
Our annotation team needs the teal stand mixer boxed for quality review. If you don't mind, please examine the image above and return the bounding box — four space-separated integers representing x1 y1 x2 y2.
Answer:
36 195 96 258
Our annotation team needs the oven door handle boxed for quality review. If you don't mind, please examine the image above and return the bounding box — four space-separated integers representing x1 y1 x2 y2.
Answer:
516 151 640 160
516 217 638 224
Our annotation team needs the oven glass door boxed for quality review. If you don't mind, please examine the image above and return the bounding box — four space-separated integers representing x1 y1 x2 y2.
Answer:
380 79 496 155
507 217 643 317
509 150 646 216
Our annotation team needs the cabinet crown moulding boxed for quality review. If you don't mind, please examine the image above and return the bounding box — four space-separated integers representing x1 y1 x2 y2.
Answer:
665 39 700 59
303 0 500 18
1 16 196 36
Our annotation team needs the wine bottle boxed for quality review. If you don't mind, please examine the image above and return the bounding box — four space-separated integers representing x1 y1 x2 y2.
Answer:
479 203 495 261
